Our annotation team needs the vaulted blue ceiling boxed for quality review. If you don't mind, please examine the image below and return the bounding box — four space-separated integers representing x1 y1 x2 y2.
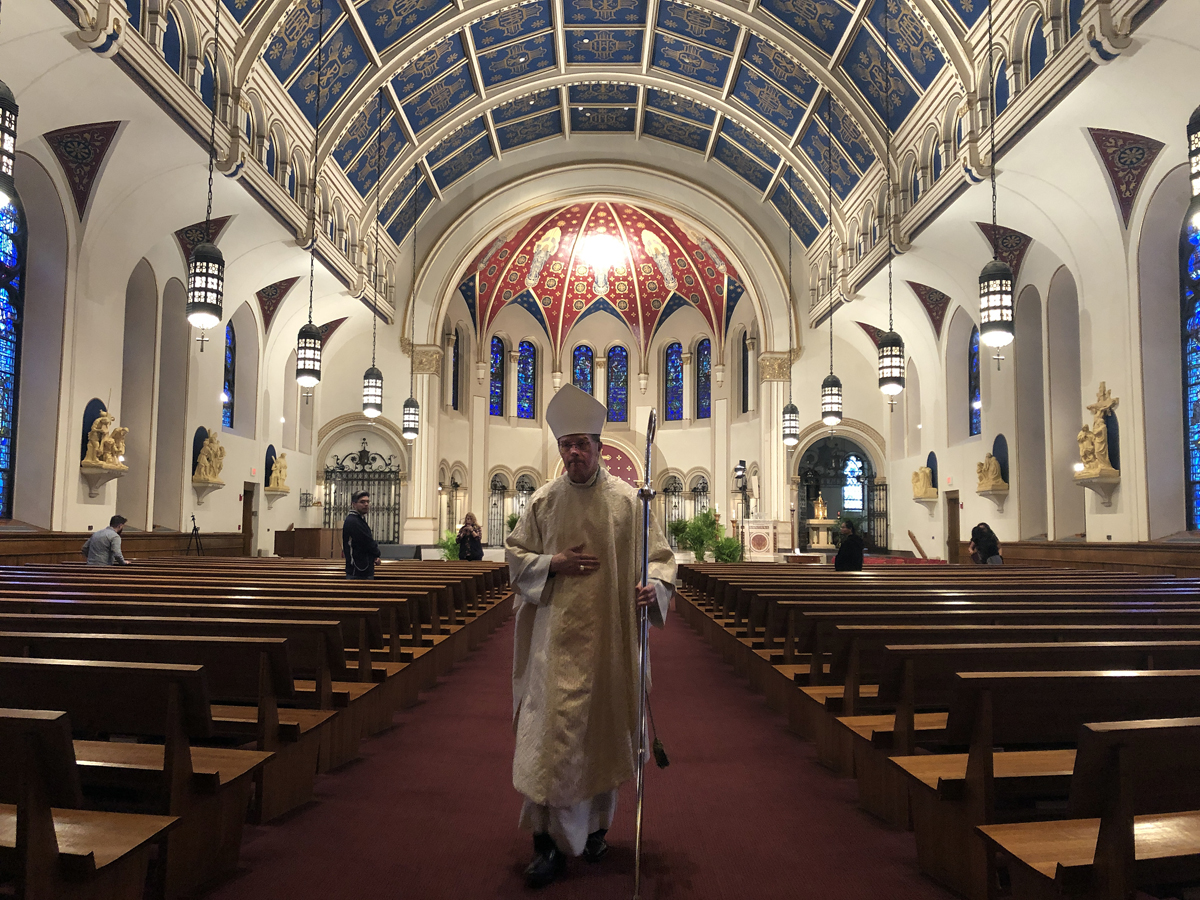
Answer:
219 0 978 247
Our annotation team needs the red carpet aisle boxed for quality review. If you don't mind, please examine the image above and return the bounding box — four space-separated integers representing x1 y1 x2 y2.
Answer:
207 612 954 900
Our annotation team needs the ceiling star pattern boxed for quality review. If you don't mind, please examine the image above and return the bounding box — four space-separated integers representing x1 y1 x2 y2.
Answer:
460 201 744 361
199 0 988 260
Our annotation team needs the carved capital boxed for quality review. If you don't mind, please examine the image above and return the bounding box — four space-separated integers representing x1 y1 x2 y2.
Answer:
413 345 443 375
757 352 793 382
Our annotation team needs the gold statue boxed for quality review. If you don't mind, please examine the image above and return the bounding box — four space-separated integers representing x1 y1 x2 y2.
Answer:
911 466 937 499
81 410 128 471
1076 382 1120 478
268 453 290 492
976 453 1008 492
193 431 226 484
812 492 828 520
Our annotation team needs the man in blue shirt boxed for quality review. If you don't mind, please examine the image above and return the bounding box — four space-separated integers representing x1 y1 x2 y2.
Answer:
82 515 129 565
342 491 380 579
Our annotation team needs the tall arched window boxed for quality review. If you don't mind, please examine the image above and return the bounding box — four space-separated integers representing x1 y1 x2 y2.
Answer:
696 338 711 419
1028 19 1048 80
1181 208 1200 528
664 341 683 421
993 61 1010 117
740 331 750 414
222 323 236 428
572 345 593 394
517 340 536 419
489 336 505 416
969 326 981 436
201 52 217 111
162 9 183 75
0 188 27 518
265 135 277 178
607 345 628 422
451 329 461 411
843 455 865 512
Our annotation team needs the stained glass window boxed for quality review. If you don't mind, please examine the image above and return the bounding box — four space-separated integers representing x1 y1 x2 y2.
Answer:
222 323 235 428
607 345 628 422
489 336 505 416
572 345 593 395
0 192 26 519
689 338 709 419
843 455 864 512
665 342 683 421
1182 218 1200 529
1028 19 1048 80
163 10 183 75
969 326 981 436
517 340 536 420
451 330 460 411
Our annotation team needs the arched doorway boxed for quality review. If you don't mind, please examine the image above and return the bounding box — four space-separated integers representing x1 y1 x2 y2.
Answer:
795 436 888 551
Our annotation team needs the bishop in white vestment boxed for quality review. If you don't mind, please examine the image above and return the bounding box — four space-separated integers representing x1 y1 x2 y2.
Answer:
506 385 676 887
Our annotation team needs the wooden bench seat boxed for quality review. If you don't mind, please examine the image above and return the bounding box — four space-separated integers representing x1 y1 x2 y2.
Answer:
0 708 178 900
0 658 271 899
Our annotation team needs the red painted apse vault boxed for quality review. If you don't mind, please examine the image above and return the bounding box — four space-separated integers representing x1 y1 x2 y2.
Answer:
458 201 746 360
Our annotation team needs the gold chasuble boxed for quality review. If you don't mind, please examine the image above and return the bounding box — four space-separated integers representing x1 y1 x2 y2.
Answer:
507 465 676 810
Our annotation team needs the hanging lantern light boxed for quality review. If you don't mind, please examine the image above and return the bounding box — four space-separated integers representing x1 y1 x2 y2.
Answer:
296 322 322 387
977 0 1014 354
0 79 18 206
185 4 224 333
363 366 383 417
1189 105 1200 202
362 90 385 420
782 401 800 446
877 0 905 399
820 92 842 429
296 0 325 388
979 258 1014 347
186 242 224 328
878 330 905 395
402 395 420 440
822 374 843 426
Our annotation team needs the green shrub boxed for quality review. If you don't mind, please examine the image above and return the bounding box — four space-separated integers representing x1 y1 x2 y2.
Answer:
711 536 744 562
506 512 521 534
666 518 690 546
435 529 460 560
681 509 722 556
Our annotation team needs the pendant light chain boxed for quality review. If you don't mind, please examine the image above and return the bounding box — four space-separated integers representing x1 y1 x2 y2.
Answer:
205 0 218 233
371 89 382 368
988 0 998 260
410 193 416 400
885 0 893 335
306 0 325 329
787 175 793 404
877 0 905 397
826 93 835 376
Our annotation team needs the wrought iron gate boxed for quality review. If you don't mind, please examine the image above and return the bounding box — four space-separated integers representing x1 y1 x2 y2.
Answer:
488 475 508 545
660 476 684 548
867 481 889 551
323 439 402 544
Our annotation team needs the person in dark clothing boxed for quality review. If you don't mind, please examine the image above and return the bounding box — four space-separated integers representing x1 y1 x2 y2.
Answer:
343 491 380 579
834 520 865 571
456 512 484 561
969 523 1003 565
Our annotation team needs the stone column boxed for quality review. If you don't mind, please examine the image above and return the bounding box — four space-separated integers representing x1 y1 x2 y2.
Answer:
757 351 793 531
507 350 519 419
404 343 443 544
745 336 758 413
594 354 607 402
681 351 694 423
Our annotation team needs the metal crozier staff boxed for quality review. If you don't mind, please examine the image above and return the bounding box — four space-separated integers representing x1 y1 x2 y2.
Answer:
506 384 677 889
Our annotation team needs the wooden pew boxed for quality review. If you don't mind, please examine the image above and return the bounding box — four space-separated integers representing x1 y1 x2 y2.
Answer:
978 717 1200 900
0 659 271 900
0 632 328 823
0 708 178 900
892 670 1200 900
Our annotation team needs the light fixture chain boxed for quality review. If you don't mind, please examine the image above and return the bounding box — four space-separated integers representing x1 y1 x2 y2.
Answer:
409 174 416 398
825 92 834 376
371 88 382 368
204 0 219 230
988 0 999 259
884 0 893 333
305 0 325 328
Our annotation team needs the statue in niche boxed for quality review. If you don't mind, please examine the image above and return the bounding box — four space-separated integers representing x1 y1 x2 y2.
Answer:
193 431 226 484
268 453 290 492
912 466 937 499
812 493 828 520
81 411 128 471
1076 382 1120 478
976 453 1008 492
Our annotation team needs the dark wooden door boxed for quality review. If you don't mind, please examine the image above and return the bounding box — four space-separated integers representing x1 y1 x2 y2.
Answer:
945 490 960 564
242 483 255 556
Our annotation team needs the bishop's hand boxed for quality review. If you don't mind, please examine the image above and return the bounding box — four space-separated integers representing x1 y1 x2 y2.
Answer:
550 543 599 576
635 582 656 609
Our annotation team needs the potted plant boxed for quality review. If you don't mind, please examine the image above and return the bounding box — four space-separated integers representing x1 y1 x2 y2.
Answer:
434 529 460 560
506 512 521 535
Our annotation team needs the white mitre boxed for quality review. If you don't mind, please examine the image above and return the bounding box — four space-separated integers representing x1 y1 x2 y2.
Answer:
546 383 607 439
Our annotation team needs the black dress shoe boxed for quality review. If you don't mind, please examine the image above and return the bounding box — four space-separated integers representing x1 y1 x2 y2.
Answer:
582 829 608 863
525 833 566 888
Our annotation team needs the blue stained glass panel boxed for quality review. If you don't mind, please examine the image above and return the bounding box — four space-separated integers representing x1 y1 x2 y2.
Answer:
572 345 593 395
607 346 628 422
222 323 235 428
489 336 505 416
0 196 23 519
1184 219 1200 529
665 342 683 421
517 340 536 420
696 338 711 419
969 327 981 436
0 234 14 268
